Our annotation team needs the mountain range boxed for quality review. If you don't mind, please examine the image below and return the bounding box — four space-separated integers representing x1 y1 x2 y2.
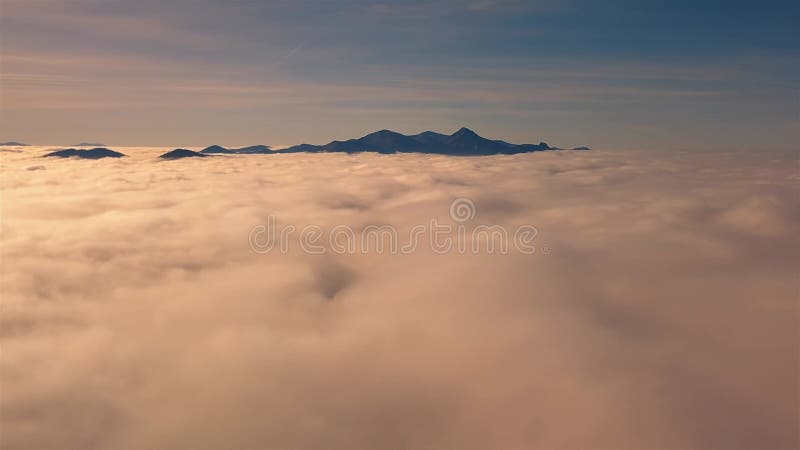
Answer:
200 144 271 154
33 128 587 159
275 127 555 155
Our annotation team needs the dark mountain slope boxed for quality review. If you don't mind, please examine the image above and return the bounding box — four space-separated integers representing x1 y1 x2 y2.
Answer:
160 149 208 159
43 148 125 159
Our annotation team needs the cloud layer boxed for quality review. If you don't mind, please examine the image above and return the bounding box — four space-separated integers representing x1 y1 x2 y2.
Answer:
1 147 797 449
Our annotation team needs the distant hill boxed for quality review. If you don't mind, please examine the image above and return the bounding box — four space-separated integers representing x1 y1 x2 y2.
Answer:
0 141 29 146
572 146 591 150
73 142 105 147
276 143 321 153
277 127 556 156
233 145 271 154
200 144 271 154
160 149 208 159
43 148 125 159
200 145 234 154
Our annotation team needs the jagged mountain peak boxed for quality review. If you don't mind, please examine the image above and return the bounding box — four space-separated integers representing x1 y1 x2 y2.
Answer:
451 127 479 137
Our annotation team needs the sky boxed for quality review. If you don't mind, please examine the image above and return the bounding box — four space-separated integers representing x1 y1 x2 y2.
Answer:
1 0 798 149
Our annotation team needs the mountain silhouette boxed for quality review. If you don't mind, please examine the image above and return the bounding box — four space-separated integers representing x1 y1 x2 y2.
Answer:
160 149 209 159
322 130 426 154
200 145 233 154
277 143 322 153
572 146 591 150
43 148 125 159
233 145 271 154
443 127 512 155
200 144 272 154
0 141 29 146
410 131 449 147
278 127 555 155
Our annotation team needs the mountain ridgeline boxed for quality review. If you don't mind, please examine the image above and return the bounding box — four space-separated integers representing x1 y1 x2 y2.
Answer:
30 128 586 159
43 148 126 159
200 144 271 154
160 149 208 159
190 128 563 158
276 127 555 156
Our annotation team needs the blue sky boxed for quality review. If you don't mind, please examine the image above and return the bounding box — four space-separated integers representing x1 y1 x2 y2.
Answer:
1 0 797 149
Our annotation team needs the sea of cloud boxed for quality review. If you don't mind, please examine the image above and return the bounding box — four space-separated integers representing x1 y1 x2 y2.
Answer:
0 146 797 449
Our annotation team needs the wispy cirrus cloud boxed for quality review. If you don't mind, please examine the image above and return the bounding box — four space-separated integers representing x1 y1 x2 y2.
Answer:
0 0 797 148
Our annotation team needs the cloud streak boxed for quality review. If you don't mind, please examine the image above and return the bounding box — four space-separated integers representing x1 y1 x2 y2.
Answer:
1 0 797 149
